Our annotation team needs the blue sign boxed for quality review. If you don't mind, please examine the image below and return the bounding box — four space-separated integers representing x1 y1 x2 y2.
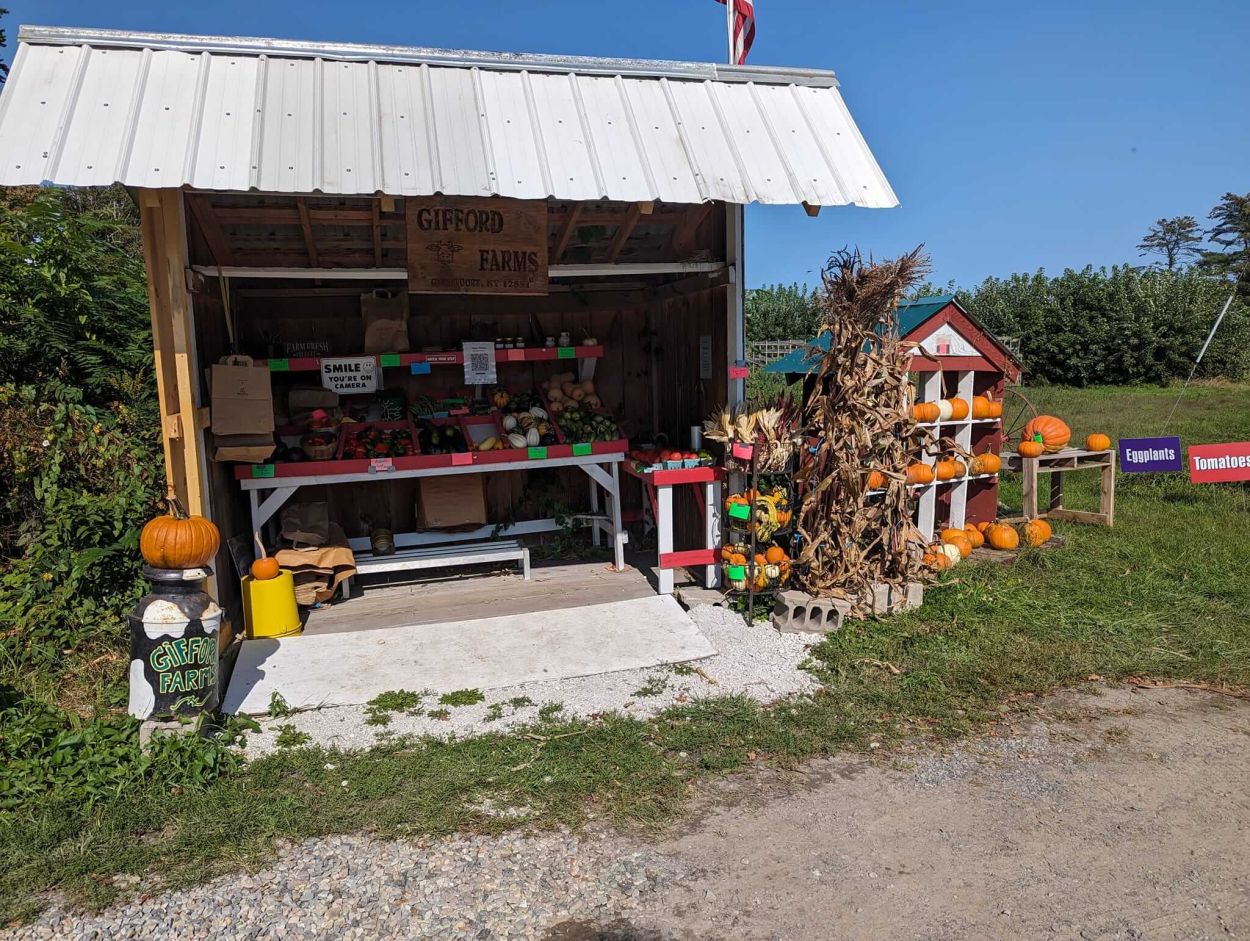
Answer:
1118 436 1182 473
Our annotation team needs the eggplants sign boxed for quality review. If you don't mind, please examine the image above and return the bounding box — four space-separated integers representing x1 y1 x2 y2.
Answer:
407 197 548 295
1118 436 1182 473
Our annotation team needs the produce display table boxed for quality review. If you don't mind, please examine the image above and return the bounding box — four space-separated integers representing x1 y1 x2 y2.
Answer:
623 463 724 594
239 450 629 575
1003 448 1115 527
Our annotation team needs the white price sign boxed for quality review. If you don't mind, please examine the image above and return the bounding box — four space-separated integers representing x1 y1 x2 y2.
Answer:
320 356 379 394
462 341 497 385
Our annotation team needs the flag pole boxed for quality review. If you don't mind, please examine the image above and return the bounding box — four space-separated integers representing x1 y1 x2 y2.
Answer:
725 0 735 64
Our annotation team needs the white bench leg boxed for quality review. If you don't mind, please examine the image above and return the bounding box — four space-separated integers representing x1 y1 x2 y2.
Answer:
521 548 531 581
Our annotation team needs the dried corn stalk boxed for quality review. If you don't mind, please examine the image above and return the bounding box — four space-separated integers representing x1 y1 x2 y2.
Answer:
795 247 930 610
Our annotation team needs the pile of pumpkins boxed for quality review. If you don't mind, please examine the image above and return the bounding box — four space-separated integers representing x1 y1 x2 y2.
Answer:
912 395 1003 423
1016 414 1111 458
903 451 1001 486
923 518 1053 570
720 542 792 592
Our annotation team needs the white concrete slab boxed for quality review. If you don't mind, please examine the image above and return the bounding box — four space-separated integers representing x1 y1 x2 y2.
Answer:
222 595 716 714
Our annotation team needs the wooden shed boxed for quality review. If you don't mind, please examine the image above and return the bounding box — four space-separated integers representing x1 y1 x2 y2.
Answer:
0 25 898 651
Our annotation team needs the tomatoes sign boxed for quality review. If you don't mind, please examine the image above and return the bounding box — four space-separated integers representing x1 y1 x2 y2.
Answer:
1188 442 1250 484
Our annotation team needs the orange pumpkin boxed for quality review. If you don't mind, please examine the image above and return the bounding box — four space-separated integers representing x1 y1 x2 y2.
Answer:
935 458 960 481
1022 415 1071 453
976 520 995 535
986 523 1020 551
988 398 1004 419
926 545 954 571
963 524 985 548
765 545 787 564
945 532 973 558
906 463 935 485
912 401 941 423
754 553 768 567
1020 519 1053 547
728 552 747 566
969 452 1002 476
947 398 970 421
866 469 886 490
1085 433 1111 452
1018 439 1045 459
140 493 220 569
940 527 966 543
251 556 280 580
971 395 992 419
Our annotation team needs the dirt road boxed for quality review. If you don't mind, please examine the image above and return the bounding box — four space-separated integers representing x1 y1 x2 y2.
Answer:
557 685 1250 940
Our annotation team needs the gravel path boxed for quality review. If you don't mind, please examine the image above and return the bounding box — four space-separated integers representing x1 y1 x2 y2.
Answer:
12 831 686 941
243 602 818 757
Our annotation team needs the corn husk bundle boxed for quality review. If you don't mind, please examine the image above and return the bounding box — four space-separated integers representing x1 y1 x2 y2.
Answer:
794 247 929 611
702 396 801 472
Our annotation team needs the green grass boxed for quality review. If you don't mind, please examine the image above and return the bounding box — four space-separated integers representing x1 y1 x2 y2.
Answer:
3 383 1248 925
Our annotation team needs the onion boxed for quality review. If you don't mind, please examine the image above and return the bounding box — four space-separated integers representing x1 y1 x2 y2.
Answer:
570 388 586 401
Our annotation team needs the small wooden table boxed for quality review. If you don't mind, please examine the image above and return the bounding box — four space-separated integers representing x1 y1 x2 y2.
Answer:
1003 448 1115 527
623 464 724 594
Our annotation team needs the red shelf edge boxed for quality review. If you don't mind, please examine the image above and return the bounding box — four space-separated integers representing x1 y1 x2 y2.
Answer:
257 346 605 372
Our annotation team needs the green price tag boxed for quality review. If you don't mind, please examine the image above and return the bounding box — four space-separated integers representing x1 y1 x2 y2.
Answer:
728 502 751 521
571 443 592 456
379 353 401 367
527 446 548 460
267 359 290 372
725 564 746 580
557 346 576 359
251 464 276 478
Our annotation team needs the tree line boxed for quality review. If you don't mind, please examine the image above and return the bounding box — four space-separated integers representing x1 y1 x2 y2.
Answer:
747 192 1250 386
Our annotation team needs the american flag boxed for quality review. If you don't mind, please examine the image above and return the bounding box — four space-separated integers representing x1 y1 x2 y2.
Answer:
715 0 756 65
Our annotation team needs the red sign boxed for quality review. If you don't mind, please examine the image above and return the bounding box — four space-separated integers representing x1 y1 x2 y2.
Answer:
1189 442 1250 483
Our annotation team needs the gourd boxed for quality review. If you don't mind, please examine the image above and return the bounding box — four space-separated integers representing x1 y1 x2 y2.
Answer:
912 402 940 423
969 452 1002 475
1022 415 1072 453
1020 518 1053 547
251 556 280 580
986 523 1020 550
1018 439 1045 459
947 398 970 421
866 469 886 490
963 524 985 548
525 428 542 447
940 543 962 565
906 463 935 485
971 395 992 419
1085 433 1111 451
140 492 220 569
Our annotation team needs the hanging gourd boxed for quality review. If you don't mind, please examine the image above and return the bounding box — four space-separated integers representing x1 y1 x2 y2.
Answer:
1085 433 1111 451
1022 415 1072 453
140 492 221 570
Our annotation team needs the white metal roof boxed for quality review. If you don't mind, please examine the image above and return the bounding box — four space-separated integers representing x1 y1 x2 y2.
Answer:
0 25 898 208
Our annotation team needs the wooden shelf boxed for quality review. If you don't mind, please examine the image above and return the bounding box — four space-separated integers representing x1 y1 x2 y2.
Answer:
257 345 605 373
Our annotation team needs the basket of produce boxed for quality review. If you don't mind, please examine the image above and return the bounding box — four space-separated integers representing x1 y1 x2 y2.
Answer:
719 543 792 593
554 401 620 444
723 487 793 540
300 430 338 461
500 405 559 449
338 422 417 459
703 398 801 473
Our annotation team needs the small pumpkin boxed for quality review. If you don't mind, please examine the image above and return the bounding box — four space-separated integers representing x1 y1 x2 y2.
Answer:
969 452 1002 476
971 395 992 419
926 547 952 571
912 401 941 423
1020 518 1053 547
866 469 886 490
1085 433 1111 451
947 398 970 421
936 399 954 422
140 492 220 569
1018 439 1045 459
986 523 1020 551
976 520 995 535
765 545 787 565
251 556 281 580
940 543 962 566
1022 415 1072 453
988 398 1004 419
906 463 935 485
963 524 985 548
940 527 966 543
935 458 960 481
945 532 973 558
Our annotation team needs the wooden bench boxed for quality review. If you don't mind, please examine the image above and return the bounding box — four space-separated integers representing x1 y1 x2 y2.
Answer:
341 539 530 597
1003 448 1115 527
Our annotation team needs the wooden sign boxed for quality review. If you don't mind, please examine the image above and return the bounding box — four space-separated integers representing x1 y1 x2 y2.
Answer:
407 197 548 295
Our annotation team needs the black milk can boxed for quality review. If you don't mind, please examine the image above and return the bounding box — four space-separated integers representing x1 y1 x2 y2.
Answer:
128 565 223 720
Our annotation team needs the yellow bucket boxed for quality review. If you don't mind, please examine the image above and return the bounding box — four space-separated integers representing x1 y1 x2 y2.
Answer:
241 570 302 639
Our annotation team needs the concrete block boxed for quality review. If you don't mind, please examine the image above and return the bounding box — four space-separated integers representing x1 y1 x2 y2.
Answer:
772 590 850 635
867 581 925 616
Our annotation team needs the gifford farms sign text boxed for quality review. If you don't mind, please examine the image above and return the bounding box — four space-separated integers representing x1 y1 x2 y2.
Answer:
407 197 549 295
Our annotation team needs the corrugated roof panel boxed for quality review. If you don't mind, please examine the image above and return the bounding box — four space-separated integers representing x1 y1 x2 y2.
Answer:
0 28 899 208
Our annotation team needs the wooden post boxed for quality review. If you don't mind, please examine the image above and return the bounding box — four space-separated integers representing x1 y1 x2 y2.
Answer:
1021 456 1039 521
1101 450 1116 527
138 189 209 519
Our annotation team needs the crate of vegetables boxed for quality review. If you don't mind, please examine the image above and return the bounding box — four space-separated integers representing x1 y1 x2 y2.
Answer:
550 401 627 455
336 421 418 460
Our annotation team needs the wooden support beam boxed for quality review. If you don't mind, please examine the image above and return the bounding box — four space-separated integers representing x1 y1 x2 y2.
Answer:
671 203 715 258
606 203 642 263
379 195 397 213
638 201 655 215
552 203 584 263
185 196 236 267
295 199 320 267
802 202 821 217
371 200 384 267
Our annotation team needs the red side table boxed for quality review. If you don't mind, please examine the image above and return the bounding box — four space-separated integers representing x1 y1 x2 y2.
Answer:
623 464 724 594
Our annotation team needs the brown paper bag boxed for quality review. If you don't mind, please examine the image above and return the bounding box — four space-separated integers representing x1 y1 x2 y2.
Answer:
361 290 410 354
280 501 330 548
211 356 275 435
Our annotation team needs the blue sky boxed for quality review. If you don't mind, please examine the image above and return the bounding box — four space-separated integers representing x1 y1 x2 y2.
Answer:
3 0 1247 289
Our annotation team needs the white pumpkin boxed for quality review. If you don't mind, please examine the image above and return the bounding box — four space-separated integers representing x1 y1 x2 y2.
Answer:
940 543 961 565
937 399 954 422
502 415 518 432
507 433 528 449
525 428 541 447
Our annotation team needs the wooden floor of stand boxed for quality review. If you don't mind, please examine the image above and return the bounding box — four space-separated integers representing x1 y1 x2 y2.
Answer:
1004 448 1116 527
302 558 688 636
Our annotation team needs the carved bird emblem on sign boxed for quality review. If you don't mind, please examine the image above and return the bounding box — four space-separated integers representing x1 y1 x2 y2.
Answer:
427 240 465 265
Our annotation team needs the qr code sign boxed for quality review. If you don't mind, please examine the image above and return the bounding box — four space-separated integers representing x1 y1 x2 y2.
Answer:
462 341 498 385
469 350 491 373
